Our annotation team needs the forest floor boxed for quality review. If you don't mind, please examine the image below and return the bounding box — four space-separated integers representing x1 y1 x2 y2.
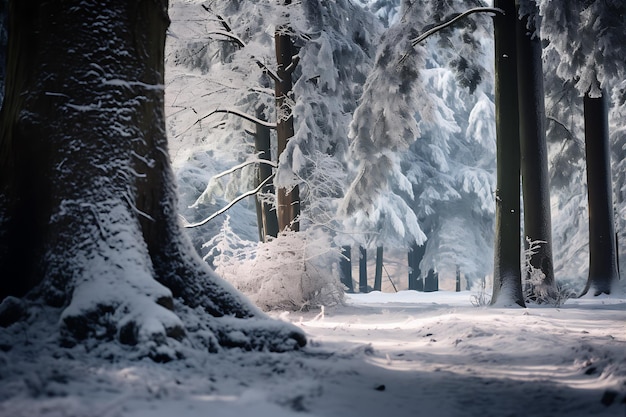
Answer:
1 291 625 417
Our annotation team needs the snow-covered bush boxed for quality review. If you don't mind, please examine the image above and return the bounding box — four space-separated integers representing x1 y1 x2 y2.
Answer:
205 217 344 311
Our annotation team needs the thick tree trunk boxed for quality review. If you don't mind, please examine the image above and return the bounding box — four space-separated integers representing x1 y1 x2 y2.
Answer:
516 1 556 300
408 241 425 291
0 0 304 355
374 246 383 291
582 87 620 296
491 0 525 307
254 105 279 242
274 0 300 232
340 245 354 292
359 246 368 293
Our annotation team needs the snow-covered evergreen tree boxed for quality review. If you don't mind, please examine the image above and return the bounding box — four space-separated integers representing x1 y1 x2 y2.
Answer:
342 0 496 285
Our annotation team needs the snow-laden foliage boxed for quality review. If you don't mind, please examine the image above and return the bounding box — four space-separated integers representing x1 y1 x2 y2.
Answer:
539 0 626 97
342 0 496 283
205 217 344 311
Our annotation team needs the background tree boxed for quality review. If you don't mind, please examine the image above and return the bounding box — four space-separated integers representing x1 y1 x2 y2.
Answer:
539 0 625 295
490 0 524 306
515 0 556 301
0 0 304 356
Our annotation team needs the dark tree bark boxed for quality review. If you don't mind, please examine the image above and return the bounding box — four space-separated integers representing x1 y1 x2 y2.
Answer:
359 246 368 293
254 104 279 242
491 0 525 307
424 269 438 292
374 246 383 291
582 86 620 296
340 245 354 292
516 1 556 300
0 0 304 355
408 241 425 291
456 265 461 292
274 0 300 232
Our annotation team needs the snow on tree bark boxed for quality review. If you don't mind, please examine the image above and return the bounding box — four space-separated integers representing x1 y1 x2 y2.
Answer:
0 0 304 356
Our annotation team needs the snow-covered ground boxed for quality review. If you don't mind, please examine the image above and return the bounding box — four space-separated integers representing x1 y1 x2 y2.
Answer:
1 291 625 417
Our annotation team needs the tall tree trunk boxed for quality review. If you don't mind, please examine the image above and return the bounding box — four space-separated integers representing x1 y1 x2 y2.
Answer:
408 241 425 291
456 265 461 292
374 246 383 291
516 0 556 300
491 0 525 307
359 246 368 293
254 104 278 242
582 86 620 296
0 0 304 354
340 245 353 292
274 0 299 232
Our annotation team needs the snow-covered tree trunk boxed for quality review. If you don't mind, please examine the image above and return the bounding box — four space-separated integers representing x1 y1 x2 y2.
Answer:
491 0 525 307
582 86 620 296
515 0 556 299
0 0 304 355
274 0 300 232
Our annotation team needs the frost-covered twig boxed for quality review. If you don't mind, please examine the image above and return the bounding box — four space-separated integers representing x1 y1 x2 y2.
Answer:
182 174 275 228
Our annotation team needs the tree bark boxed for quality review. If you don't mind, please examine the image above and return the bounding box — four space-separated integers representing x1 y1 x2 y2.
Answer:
408 241 425 291
374 246 383 291
516 1 556 300
359 246 368 293
0 0 304 354
491 0 525 307
582 87 620 296
274 0 300 232
340 245 354 292
254 104 278 242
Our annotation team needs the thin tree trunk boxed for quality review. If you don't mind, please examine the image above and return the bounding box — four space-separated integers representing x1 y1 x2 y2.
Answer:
456 265 461 292
359 246 368 293
408 241 425 291
274 0 299 232
516 0 556 300
254 104 278 241
374 246 383 291
340 245 354 292
582 87 620 296
491 0 525 307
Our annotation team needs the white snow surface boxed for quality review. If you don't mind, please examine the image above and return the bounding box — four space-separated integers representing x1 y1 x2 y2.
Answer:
1 291 625 417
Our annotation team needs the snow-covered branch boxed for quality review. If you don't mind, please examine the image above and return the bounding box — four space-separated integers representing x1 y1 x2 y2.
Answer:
213 158 278 180
196 108 277 129
202 8 281 83
411 7 504 47
398 7 504 65
182 174 275 228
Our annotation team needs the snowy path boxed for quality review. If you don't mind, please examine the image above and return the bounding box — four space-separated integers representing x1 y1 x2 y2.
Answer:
1 292 625 417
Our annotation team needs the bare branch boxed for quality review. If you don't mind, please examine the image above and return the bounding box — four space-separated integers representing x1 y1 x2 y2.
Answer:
182 174 276 228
